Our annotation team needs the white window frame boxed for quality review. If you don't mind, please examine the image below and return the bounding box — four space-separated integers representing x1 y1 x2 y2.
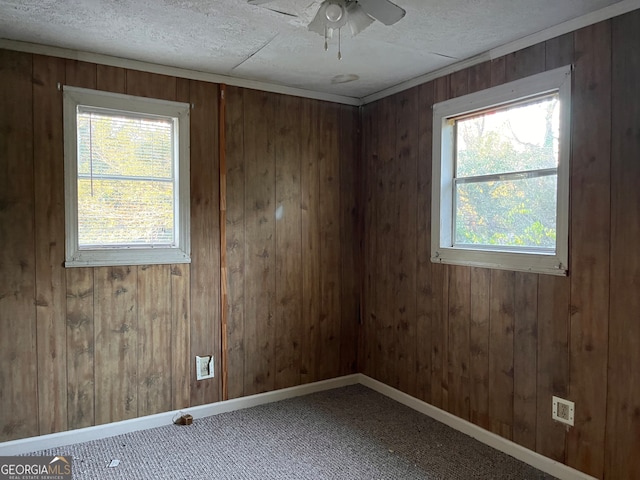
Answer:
63 86 191 267
431 65 571 276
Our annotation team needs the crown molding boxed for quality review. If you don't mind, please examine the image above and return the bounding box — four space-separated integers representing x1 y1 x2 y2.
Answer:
361 0 640 104
0 38 362 106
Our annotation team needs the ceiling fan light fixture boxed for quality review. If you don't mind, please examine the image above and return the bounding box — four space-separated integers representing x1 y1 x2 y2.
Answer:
304 0 405 58
308 1 347 36
325 3 344 22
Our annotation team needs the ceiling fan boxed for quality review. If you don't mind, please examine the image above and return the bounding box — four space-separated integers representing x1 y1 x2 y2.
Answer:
247 0 406 59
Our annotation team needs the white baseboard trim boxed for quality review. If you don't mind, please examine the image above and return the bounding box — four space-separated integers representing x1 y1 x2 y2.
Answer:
0 374 360 456
358 375 597 480
0 372 597 480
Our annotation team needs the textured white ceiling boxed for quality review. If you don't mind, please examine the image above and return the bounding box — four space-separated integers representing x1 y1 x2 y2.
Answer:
0 0 627 98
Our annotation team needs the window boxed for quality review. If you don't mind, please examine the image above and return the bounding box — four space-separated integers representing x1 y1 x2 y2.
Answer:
63 86 191 267
431 66 571 275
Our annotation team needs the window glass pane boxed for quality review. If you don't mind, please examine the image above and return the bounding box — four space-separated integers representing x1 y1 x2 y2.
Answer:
78 179 174 247
455 175 557 249
76 109 176 248
455 94 559 178
77 111 173 179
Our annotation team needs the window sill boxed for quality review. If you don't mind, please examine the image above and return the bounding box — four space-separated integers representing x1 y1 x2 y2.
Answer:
431 248 567 276
65 248 191 268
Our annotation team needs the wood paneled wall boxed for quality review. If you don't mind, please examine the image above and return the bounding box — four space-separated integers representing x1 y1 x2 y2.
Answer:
224 87 359 398
0 51 221 440
360 11 640 479
0 49 359 443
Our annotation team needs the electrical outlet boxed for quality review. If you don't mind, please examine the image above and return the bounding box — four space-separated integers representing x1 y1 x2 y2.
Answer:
195 355 214 380
552 396 575 426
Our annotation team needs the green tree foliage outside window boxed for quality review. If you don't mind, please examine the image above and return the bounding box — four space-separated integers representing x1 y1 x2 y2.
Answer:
453 94 559 250
77 111 175 247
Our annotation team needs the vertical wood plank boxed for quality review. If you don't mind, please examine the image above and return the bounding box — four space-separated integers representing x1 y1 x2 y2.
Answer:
566 21 610 479
415 80 435 404
367 100 381 382
430 75 450 410
66 59 97 90
94 266 138 425
219 85 228 400
394 88 418 397
274 94 303 389
488 270 515 439
491 56 506 87
440 265 450 411
513 272 538 451
606 10 640 480
96 65 125 93
176 77 190 104
376 95 397 387
469 268 491 430
447 266 470 420
300 99 321 384
374 97 390 387
467 61 492 95
0 49 38 442
449 69 468 98
359 102 376 378
536 275 570 462
318 102 342 381
65 268 94 429
545 33 575 70
242 89 276 395
356 102 368 377
368 98 384 383
137 265 172 416
225 86 246 399
64 60 96 87
170 264 190 410
362 100 378 382
505 43 546 81
33 54 68 436
339 104 360 376
189 80 221 405
126 70 177 101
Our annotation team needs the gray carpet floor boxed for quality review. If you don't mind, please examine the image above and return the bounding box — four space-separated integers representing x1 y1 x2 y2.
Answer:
30 385 556 479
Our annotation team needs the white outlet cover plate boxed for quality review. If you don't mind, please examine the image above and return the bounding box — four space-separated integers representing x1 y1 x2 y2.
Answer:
552 395 575 426
195 356 214 381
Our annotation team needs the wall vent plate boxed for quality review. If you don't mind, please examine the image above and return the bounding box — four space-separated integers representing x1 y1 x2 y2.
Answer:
552 396 575 426
195 355 214 380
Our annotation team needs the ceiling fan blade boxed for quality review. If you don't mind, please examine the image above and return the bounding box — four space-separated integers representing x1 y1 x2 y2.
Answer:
247 0 275 5
356 0 405 25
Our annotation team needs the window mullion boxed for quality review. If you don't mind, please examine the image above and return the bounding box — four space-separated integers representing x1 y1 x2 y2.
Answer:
456 167 557 185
